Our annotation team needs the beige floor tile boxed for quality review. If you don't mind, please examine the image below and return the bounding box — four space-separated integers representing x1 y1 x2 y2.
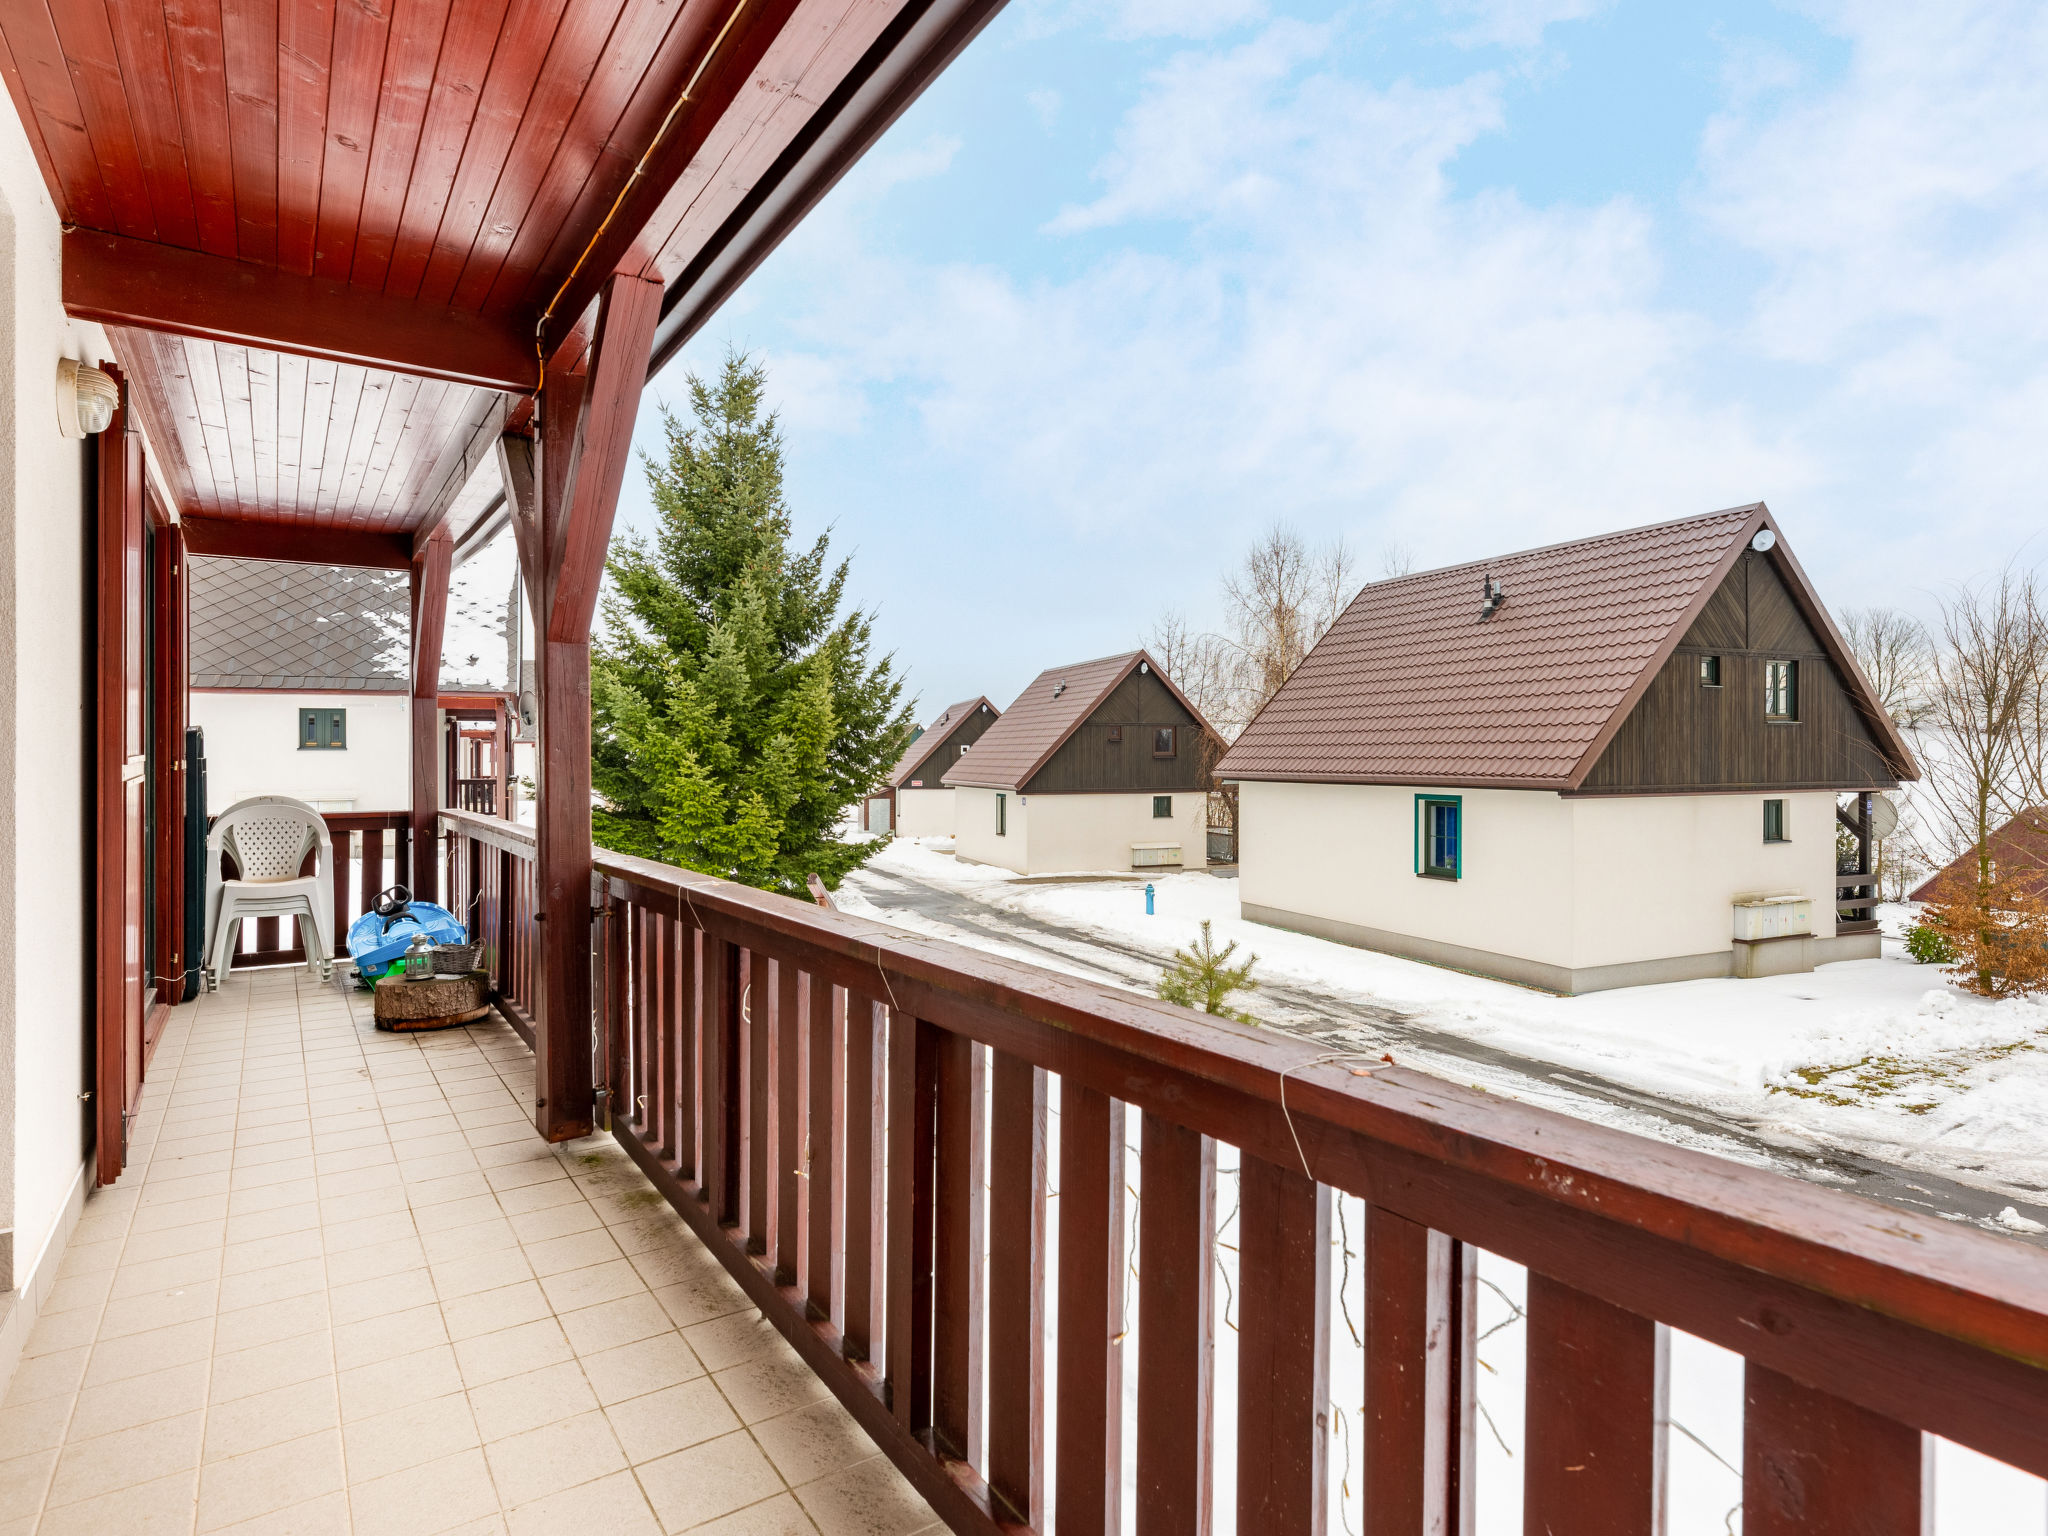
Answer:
21 1306 102 1357
685 1493 822 1536
651 1272 752 1333
504 1467 660 1536
122 1220 229 1262
482 1408 627 1508
34 1466 197 1536
715 1347 832 1426
217 1257 327 1312
68 1358 210 1440
748 1400 880 1489
452 1318 573 1390
341 1391 482 1483
111 1249 224 1299
330 1267 437 1326
45 1410 203 1509
333 1301 447 1370
791 1455 938 1536
538 1259 645 1316
638 1430 784 1534
201 1375 339 1462
504 1200 601 1247
441 1280 553 1344
221 1204 321 1246
324 1236 427 1288
81 1320 215 1389
681 1313 782 1374
0 1448 56 1525
348 1447 499 1536
220 1230 324 1277
523 1227 624 1279
338 1343 465 1423
210 1331 334 1404
604 1377 739 1465
204 1489 349 1536
411 1194 503 1236
195 1428 345 1532
432 1247 534 1303
492 1180 582 1219
421 1218 521 1265
213 1290 330 1354
0 1391 76 1458
579 1333 706 1407
466 1360 600 1443
557 1292 672 1358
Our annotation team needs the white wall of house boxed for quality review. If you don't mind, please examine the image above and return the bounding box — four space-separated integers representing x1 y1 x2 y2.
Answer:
1237 781 1840 990
191 692 413 815
0 102 116 1335
955 787 1206 876
895 787 955 839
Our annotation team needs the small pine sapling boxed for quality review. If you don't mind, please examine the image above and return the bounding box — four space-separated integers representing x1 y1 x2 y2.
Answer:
1918 866 2048 997
1157 920 1260 1023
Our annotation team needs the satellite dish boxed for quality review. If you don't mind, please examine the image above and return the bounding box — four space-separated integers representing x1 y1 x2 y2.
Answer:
1750 529 1777 552
517 687 539 738
1869 795 1899 840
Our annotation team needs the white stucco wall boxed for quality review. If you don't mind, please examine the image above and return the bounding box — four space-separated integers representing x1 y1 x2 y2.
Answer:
955 787 1206 876
190 692 414 814
0 103 115 1307
952 787 1023 872
1237 781 1840 982
894 787 955 839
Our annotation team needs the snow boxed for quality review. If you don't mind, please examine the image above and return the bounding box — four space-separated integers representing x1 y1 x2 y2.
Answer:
844 840 2048 1206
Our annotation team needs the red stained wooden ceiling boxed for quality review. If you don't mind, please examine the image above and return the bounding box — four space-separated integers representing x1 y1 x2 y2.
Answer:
0 0 933 537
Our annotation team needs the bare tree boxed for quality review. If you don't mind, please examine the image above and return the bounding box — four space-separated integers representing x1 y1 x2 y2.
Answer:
1839 606 1932 728
1915 569 2047 889
1378 539 1415 579
1215 525 1359 732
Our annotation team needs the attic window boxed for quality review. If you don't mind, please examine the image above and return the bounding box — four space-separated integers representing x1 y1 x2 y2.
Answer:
1699 655 1722 687
1153 727 1176 758
1765 660 1798 721
1107 725 1122 744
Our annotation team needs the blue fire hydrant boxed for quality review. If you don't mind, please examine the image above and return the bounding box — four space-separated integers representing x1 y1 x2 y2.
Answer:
1145 883 1155 916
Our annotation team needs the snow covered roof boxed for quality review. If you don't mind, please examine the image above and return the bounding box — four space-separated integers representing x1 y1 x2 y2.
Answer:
943 651 1214 792
190 557 409 691
887 697 999 789
1216 503 1916 790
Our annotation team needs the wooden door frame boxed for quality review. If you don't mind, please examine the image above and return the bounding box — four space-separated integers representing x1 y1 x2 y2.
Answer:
146 493 185 1040
94 368 147 1186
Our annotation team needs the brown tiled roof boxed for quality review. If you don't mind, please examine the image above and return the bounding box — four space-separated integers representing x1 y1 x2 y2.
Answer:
1216 506 1773 788
190 557 410 691
888 697 998 788
944 651 1208 791
1911 809 2048 903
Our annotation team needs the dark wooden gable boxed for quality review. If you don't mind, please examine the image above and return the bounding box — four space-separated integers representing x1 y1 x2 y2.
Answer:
1025 668 1210 795
901 705 998 788
1578 550 1900 793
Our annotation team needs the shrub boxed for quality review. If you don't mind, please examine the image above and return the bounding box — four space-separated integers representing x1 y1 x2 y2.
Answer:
1918 867 2048 998
1904 923 1954 965
1157 920 1260 1023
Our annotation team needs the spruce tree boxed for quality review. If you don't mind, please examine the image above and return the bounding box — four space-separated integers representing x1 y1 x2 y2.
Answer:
591 352 912 895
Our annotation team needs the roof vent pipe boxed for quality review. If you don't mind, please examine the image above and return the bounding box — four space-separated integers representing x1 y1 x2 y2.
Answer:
1053 682 1066 697
1479 575 1507 620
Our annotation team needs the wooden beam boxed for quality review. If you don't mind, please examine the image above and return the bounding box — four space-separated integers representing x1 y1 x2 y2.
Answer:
526 273 660 1144
410 392 510 556
544 274 663 644
179 514 414 570
64 230 541 393
410 530 453 903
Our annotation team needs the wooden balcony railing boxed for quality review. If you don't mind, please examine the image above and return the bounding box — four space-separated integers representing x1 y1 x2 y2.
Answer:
438 808 2048 1533
454 777 499 815
227 810 414 968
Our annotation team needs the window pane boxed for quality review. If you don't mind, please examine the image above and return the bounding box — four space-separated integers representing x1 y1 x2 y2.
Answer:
1154 727 1175 756
1699 655 1720 686
1153 796 1172 818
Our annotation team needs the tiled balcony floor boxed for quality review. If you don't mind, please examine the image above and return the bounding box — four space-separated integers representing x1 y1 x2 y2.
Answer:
0 970 943 1536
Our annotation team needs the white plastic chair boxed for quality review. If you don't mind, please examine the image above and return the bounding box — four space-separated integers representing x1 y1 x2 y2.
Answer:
205 795 337 991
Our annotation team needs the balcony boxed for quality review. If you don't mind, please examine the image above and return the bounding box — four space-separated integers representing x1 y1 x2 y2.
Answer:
2 966 945 1535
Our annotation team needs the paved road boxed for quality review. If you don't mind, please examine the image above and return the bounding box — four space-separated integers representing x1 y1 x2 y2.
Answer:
845 862 2048 1246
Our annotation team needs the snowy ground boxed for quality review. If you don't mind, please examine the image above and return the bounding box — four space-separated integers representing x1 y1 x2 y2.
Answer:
845 837 2048 1532
843 838 2048 1209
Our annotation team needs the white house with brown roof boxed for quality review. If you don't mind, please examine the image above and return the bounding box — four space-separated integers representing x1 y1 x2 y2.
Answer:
945 651 1223 876
1215 506 1919 993
863 696 1001 837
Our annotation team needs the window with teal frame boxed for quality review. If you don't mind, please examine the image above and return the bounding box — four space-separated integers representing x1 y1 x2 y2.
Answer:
1416 794 1461 880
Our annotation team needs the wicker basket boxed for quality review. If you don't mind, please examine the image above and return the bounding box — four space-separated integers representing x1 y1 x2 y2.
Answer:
431 942 482 975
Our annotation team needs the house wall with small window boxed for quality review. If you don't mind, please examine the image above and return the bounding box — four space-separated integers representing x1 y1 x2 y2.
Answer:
1024 669 1210 796
1237 781 1846 993
190 691 412 814
953 787 1206 876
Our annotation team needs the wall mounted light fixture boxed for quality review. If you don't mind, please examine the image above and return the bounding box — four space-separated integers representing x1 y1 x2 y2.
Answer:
57 358 119 438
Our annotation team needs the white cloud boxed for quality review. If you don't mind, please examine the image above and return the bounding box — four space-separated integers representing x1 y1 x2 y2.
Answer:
1439 0 1610 51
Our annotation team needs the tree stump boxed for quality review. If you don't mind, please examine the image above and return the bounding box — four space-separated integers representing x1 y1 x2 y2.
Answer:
373 973 490 1032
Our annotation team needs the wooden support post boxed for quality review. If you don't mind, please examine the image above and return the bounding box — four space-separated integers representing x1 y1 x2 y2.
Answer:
1524 1271 1660 1534
1136 1113 1214 1536
1238 1154 1330 1536
409 530 452 904
504 271 663 1142
147 509 187 1009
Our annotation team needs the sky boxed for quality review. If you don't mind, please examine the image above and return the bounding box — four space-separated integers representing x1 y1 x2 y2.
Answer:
602 0 2048 724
